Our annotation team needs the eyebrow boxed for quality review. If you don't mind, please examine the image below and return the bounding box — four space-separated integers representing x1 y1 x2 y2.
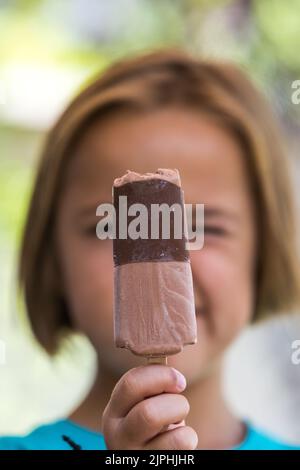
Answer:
77 202 110 217
76 204 241 225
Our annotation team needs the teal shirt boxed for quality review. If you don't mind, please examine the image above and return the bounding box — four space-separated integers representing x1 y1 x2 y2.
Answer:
0 419 299 450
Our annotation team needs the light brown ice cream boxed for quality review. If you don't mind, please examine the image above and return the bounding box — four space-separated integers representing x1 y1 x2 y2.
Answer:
114 261 197 357
113 168 181 188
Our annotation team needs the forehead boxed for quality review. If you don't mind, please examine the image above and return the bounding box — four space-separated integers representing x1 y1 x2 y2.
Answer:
64 108 252 210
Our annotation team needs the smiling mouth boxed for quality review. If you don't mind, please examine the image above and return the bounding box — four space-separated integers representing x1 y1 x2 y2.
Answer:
195 306 205 316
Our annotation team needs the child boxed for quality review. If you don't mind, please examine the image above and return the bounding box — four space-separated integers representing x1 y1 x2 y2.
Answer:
1 49 300 450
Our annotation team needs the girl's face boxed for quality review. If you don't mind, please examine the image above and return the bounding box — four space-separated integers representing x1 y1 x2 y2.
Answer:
56 108 256 383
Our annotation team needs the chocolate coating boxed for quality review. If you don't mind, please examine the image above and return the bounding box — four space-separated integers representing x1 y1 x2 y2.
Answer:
113 179 189 266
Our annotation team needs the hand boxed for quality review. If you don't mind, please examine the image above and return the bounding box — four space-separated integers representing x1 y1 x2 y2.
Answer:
102 365 198 450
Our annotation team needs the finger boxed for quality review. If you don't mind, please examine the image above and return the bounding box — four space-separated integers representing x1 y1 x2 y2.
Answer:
109 365 186 417
120 393 190 444
159 420 185 433
144 425 198 450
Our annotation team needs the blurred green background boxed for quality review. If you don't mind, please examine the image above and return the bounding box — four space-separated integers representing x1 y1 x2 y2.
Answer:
1 0 300 438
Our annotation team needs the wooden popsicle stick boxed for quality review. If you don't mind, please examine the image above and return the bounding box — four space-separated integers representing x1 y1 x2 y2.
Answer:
147 356 167 365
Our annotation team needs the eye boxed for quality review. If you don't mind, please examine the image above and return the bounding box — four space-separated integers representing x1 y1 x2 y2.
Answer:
204 225 227 236
189 224 227 236
83 223 112 240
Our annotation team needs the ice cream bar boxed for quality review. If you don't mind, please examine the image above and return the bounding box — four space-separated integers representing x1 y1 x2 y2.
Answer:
113 169 197 363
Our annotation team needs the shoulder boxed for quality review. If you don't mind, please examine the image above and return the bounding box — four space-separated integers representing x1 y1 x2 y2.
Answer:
0 419 107 450
236 422 300 450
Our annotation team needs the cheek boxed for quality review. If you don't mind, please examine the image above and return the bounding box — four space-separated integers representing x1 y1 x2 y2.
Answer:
60 240 114 336
193 247 254 337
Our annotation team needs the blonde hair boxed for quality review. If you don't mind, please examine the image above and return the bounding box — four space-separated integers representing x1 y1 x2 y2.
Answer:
19 49 300 353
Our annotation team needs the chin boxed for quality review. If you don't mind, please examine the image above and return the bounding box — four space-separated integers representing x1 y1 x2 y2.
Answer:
167 344 221 382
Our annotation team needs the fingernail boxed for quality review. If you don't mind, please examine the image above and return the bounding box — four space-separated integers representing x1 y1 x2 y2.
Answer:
172 368 186 391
